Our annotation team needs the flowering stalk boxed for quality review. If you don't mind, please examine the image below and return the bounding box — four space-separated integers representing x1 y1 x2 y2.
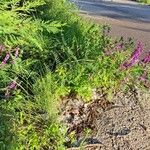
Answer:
138 71 150 89
142 52 150 64
130 42 143 61
8 80 17 89
120 41 143 70
0 53 10 66
5 79 17 97
0 46 20 97
11 47 20 64
14 47 20 58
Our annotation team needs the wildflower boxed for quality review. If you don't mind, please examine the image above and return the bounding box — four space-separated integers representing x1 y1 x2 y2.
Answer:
138 71 150 89
1 53 10 66
5 79 17 97
14 47 19 58
142 52 150 63
10 47 20 64
120 61 132 70
120 41 143 70
8 80 17 89
130 41 143 62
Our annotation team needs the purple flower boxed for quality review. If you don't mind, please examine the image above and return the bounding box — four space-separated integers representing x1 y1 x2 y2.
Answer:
130 41 143 62
142 52 150 63
1 53 10 65
14 47 19 58
120 61 132 70
120 41 143 70
138 71 150 88
11 47 20 64
5 79 17 97
8 80 17 89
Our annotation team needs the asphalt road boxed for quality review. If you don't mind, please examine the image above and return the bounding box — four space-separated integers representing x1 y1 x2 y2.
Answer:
71 0 150 50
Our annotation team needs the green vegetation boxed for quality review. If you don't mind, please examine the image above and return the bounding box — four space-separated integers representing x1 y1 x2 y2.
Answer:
137 0 150 4
0 0 150 149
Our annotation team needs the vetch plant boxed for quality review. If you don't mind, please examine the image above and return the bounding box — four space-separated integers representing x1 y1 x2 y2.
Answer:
14 47 20 58
0 46 20 66
0 45 21 98
142 51 150 64
5 78 18 97
0 53 10 66
138 71 150 88
120 41 143 70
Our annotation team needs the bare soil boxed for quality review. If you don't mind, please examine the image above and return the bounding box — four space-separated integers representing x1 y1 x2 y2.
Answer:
60 87 150 150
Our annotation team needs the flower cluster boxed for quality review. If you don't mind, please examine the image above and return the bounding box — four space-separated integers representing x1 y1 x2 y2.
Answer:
120 41 143 70
0 46 20 67
1 53 10 66
142 52 150 64
118 41 150 88
0 45 20 97
5 79 18 97
104 42 125 56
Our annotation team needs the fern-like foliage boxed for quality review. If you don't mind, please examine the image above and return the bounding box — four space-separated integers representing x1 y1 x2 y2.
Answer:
0 0 64 61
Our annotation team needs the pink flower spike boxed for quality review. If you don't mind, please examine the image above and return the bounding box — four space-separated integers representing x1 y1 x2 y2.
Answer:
120 61 132 70
142 52 150 63
14 47 20 58
8 80 17 89
131 41 143 59
1 53 10 65
121 41 143 69
5 79 18 97
11 47 20 64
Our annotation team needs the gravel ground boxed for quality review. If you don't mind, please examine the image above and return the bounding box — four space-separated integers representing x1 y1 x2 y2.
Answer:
95 87 150 150
60 87 150 150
